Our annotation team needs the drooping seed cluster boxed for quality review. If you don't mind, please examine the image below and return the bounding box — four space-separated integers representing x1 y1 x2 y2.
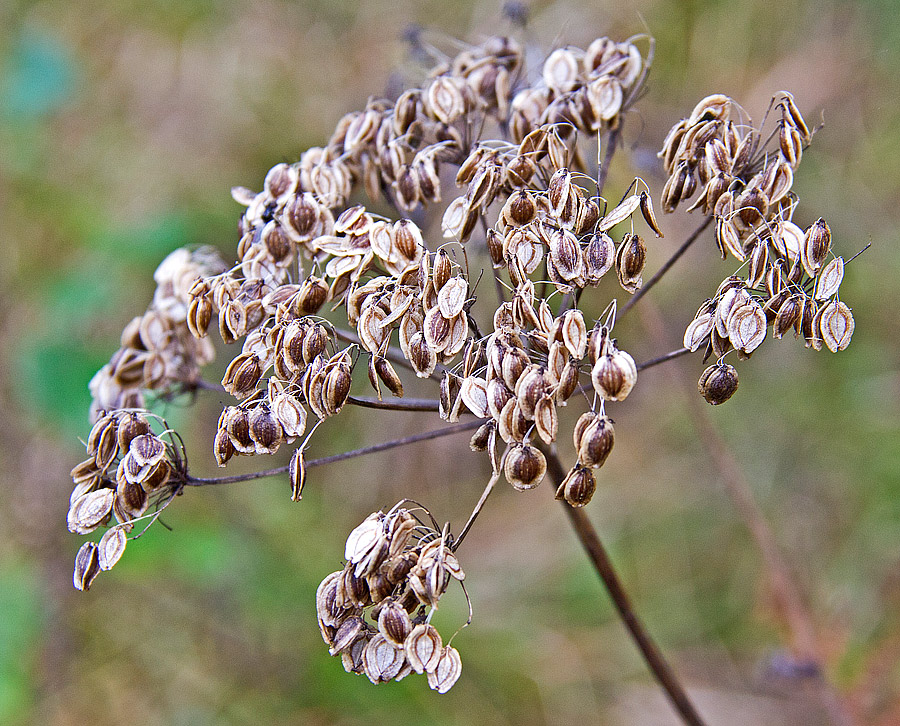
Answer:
69 410 183 589
661 93 855 404
88 247 226 421
316 506 463 692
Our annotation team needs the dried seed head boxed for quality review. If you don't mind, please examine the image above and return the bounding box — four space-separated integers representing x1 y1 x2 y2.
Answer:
591 349 637 401
556 466 597 507
504 443 546 491
363 634 406 684
534 394 558 445
698 362 739 405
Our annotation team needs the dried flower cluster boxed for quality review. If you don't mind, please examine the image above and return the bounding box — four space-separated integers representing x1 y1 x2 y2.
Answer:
317 505 464 692
662 93 854 402
66 26 857 699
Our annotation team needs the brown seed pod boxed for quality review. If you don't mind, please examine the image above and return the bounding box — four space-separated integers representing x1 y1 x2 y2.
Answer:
503 443 546 491
555 466 597 507
698 362 739 405
591 349 637 401
577 415 615 468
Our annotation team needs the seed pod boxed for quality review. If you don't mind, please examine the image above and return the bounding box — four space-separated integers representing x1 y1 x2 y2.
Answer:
405 623 443 674
116 477 149 520
427 646 463 693
323 362 352 416
330 616 366 657
561 309 588 359
548 227 585 281
408 332 437 378
469 421 494 452
555 356 580 404
815 257 844 301
774 294 804 339
819 300 854 352
802 218 831 277
248 407 283 454
684 313 715 352
378 600 413 647
345 513 384 563
213 427 234 466
556 466 597 507
289 448 306 502
727 301 767 353
67 488 115 535
534 394 558 445
98 526 127 571
73 541 101 591
222 353 262 399
296 275 328 316
698 363 739 405
339 564 371 609
591 349 637 401
514 365 548 419
374 356 403 398
316 571 345 630
272 392 307 438
504 443 546 491
460 376 489 418
578 415 615 468
616 233 646 292
584 231 616 285
364 634 406 684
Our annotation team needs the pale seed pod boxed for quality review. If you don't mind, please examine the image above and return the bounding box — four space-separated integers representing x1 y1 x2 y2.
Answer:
561 309 588 359
345 513 383 564
405 623 443 674
504 443 546 491
187 295 213 338
534 394 558 445
408 332 437 378
548 227 585 281
684 313 715 352
591 349 637 401
427 646 462 693
438 277 468 319
98 526 127 571
555 466 597 507
500 347 529 390
698 363 739 405
578 415 615 468
780 92 811 145
727 301 767 353
460 376 489 418
747 240 768 289
272 392 307 438
67 488 115 535
543 47 581 93
289 448 306 502
586 75 623 122
363 634 406 684
425 75 467 125
73 541 101 591
142 460 171 492
819 300 854 352
815 257 844 300
341 633 369 674
316 571 344 630
486 377 513 420
599 194 642 232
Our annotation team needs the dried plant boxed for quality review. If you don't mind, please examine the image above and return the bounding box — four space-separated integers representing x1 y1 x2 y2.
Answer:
65 17 859 724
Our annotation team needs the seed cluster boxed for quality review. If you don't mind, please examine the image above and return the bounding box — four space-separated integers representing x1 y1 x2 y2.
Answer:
69 410 184 590
67 29 857 695
661 93 854 401
317 506 464 692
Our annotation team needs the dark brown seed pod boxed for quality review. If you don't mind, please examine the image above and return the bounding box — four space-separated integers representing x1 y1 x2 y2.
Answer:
503 443 546 491
555 466 597 507
577 415 615 468
469 421 494 452
698 362 739 405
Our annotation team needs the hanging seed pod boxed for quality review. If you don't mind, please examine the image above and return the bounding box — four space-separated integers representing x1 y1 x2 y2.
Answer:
427 646 463 693
615 233 646 292
555 466 597 507
330 616 366 657
727 301 767 353
377 600 414 647
504 443 546 491
774 294 804 339
584 231 616 285
698 362 739 405
405 623 443 674
213 427 234 466
815 257 844 301
289 448 306 501
249 407 284 454
469 421 494 452
577 415 615 468
97 526 127 571
534 394 558 445
802 218 831 277
591 349 637 401
373 356 403 398
363 634 406 684
73 541 101 591
819 300 854 352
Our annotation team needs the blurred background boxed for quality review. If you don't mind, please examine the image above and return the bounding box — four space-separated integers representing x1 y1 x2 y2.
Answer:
1 0 898 723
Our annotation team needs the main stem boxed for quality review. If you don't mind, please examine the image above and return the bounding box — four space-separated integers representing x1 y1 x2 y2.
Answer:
545 450 708 726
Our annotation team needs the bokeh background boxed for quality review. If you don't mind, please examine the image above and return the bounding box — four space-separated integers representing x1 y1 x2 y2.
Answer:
1 0 898 724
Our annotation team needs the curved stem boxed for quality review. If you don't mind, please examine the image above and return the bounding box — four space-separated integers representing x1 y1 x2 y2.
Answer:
183 419 483 486
544 449 708 726
619 215 714 319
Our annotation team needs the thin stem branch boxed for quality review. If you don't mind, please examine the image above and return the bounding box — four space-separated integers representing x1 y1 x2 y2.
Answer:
452 467 501 552
637 346 691 371
596 126 621 199
184 419 484 487
544 449 708 726
619 215 714 319
347 395 440 412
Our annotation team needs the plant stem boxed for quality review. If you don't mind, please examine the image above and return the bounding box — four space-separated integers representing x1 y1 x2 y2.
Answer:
544 449 708 726
619 215 714 319
347 395 440 412
183 419 483 486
